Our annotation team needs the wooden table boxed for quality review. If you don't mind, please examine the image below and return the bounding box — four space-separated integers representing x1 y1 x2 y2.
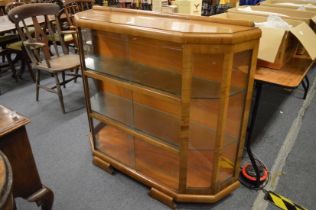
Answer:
255 57 314 89
0 151 13 210
247 56 314 142
0 15 46 34
0 16 14 34
0 105 54 210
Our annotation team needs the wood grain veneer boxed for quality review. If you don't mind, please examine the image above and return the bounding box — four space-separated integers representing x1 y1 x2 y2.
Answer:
76 7 261 207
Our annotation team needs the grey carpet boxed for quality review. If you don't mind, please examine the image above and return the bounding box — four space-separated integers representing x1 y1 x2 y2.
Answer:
0 65 315 209
266 83 316 210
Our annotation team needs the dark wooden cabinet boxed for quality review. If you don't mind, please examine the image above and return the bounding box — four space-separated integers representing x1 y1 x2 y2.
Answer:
0 105 54 210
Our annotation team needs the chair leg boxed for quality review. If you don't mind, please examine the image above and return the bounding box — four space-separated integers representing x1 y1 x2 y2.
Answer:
26 58 35 82
21 51 35 82
5 53 18 82
36 70 40 101
62 72 66 88
74 68 79 83
19 55 26 79
54 73 66 114
302 76 310 100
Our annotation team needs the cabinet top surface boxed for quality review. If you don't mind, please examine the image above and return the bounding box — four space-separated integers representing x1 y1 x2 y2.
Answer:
75 6 261 44
0 105 30 137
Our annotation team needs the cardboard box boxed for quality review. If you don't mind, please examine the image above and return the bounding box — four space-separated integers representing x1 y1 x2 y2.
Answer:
152 0 169 12
260 0 316 11
175 0 202 16
161 5 178 14
261 0 316 5
212 13 316 69
229 6 316 31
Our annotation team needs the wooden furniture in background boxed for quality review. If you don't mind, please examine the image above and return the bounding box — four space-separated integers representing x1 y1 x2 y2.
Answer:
56 0 93 50
0 4 36 82
255 57 314 89
0 0 11 15
0 48 18 82
246 56 314 158
8 3 81 113
0 151 13 210
0 105 54 210
0 1 4 15
0 2 22 83
4 2 24 14
76 7 261 208
64 0 94 11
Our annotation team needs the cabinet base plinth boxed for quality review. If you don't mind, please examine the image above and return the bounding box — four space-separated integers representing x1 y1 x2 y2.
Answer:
92 156 114 175
149 188 176 209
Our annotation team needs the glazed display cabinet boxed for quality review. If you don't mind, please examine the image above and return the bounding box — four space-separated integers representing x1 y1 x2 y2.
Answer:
75 7 261 207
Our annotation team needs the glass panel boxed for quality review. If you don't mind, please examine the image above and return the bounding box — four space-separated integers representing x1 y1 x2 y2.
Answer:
186 50 252 189
88 78 181 147
88 79 134 126
186 53 224 188
186 142 238 189
187 150 214 188
218 142 239 184
134 138 179 191
82 30 242 98
217 50 252 186
92 119 135 168
134 103 180 146
81 28 94 57
83 30 183 96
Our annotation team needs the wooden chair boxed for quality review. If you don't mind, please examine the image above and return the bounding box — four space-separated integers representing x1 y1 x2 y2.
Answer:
0 0 11 15
8 3 81 113
0 2 22 82
0 48 18 82
4 1 36 81
55 2 81 50
5 1 25 14
64 0 94 11
54 0 92 51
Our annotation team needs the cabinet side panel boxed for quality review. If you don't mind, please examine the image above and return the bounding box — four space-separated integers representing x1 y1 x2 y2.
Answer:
186 53 225 189
217 50 253 187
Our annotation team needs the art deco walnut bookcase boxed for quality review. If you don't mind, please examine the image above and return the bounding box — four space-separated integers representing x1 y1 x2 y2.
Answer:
75 7 261 208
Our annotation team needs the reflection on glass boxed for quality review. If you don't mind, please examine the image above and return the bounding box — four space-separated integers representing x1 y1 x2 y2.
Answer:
85 55 243 98
186 51 251 189
83 27 255 192
81 30 243 98
93 119 135 168
89 78 240 150
134 138 179 190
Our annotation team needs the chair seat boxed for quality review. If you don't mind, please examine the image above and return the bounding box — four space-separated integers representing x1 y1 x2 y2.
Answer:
0 34 19 46
6 41 23 51
37 54 80 72
48 33 75 43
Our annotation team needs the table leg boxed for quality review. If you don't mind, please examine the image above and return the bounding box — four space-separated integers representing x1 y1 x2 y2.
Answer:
27 186 54 210
302 76 309 100
244 81 263 188
246 81 263 143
